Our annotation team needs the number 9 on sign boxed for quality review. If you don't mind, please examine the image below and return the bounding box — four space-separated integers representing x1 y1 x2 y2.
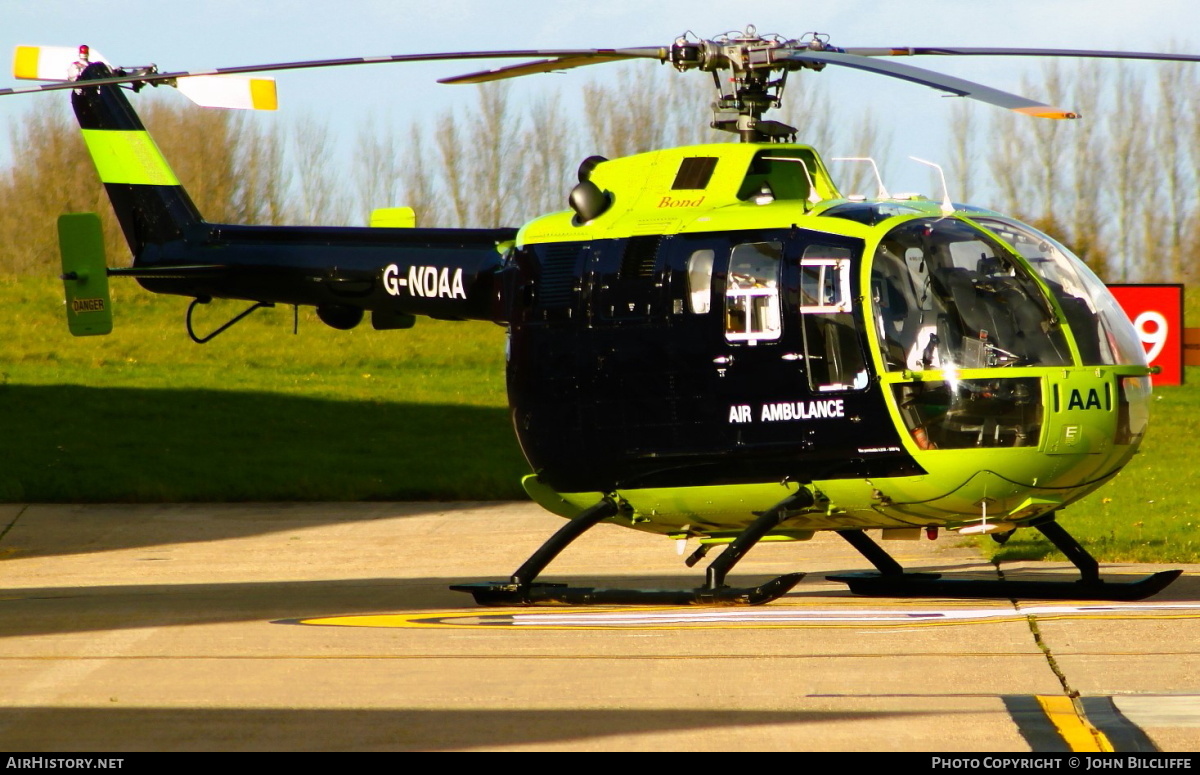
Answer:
1108 284 1182 386
1134 310 1168 363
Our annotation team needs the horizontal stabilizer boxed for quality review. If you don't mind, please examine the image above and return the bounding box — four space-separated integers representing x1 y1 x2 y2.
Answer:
370 207 417 228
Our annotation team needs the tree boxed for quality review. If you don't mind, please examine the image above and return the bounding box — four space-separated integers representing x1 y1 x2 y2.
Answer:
289 112 351 225
520 92 577 218
0 100 106 273
1064 60 1107 274
468 82 520 228
949 100 977 204
968 57 1200 282
0 94 296 274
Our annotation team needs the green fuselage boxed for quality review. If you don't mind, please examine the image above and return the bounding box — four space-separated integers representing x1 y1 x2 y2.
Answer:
511 143 1151 544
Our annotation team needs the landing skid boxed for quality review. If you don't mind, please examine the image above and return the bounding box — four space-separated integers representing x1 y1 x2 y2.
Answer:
823 571 1182 601
456 575 805 606
827 516 1183 602
451 491 812 606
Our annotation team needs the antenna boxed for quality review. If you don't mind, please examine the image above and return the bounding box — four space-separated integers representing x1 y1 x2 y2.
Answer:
909 156 954 216
832 157 890 199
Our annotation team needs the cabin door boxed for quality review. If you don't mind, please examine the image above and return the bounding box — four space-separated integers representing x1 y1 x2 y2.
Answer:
714 234 871 452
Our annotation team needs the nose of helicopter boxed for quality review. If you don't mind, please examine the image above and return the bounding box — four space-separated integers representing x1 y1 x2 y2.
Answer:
861 214 1154 529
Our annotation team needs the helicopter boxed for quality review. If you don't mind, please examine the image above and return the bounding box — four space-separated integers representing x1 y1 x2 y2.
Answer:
7 27 1197 606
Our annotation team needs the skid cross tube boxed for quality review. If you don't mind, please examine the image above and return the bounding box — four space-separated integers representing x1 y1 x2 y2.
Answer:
835 529 905 576
510 497 620 589
1031 515 1099 583
451 489 813 606
704 488 813 589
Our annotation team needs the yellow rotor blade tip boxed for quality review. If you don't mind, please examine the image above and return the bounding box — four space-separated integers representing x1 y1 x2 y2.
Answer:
250 79 278 111
13 46 40 80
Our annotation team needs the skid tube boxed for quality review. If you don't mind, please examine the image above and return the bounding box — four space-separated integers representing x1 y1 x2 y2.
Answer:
450 491 813 606
826 513 1182 601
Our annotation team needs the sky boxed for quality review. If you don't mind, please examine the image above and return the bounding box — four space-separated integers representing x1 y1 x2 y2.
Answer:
2 0 1199 216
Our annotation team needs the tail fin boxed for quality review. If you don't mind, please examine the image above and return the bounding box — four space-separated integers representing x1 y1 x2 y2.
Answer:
71 62 203 259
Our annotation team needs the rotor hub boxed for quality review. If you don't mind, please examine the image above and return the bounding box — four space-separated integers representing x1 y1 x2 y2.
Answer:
668 27 815 142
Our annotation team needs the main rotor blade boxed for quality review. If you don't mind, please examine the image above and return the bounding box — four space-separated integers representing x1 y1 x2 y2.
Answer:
0 47 664 98
783 50 1077 118
438 49 664 84
842 46 1200 63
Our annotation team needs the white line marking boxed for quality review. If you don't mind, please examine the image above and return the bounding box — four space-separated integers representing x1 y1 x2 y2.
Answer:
509 603 1200 627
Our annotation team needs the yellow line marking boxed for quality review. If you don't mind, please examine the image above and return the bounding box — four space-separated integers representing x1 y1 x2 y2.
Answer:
296 604 1200 631
1037 695 1114 752
0 654 1049 663
298 611 1031 630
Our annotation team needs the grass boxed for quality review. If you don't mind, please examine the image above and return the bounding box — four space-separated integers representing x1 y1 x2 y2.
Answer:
3 276 1200 563
985 289 1200 564
0 275 528 502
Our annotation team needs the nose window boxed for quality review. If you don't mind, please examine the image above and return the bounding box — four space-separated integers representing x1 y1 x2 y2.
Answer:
970 217 1147 367
870 218 1071 372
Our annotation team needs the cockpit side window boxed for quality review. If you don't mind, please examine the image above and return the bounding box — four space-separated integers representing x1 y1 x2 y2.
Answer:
870 219 1072 371
724 241 782 343
799 244 868 391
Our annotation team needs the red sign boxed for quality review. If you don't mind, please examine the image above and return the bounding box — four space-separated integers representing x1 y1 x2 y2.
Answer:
1108 284 1184 386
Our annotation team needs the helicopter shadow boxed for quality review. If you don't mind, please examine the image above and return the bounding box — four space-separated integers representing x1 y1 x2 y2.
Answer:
0 705 937 751
0 383 528 556
5 568 1196 640
2 573 846 638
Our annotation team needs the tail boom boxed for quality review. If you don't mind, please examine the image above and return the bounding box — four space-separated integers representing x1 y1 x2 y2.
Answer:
130 223 517 325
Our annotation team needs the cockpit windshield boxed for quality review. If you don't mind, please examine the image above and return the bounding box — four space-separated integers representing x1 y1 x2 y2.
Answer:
969 217 1147 367
870 218 1072 372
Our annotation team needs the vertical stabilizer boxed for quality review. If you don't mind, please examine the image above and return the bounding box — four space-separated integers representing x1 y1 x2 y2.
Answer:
71 62 203 260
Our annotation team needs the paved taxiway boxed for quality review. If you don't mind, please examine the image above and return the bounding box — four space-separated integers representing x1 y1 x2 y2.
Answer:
1 501 1198 752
